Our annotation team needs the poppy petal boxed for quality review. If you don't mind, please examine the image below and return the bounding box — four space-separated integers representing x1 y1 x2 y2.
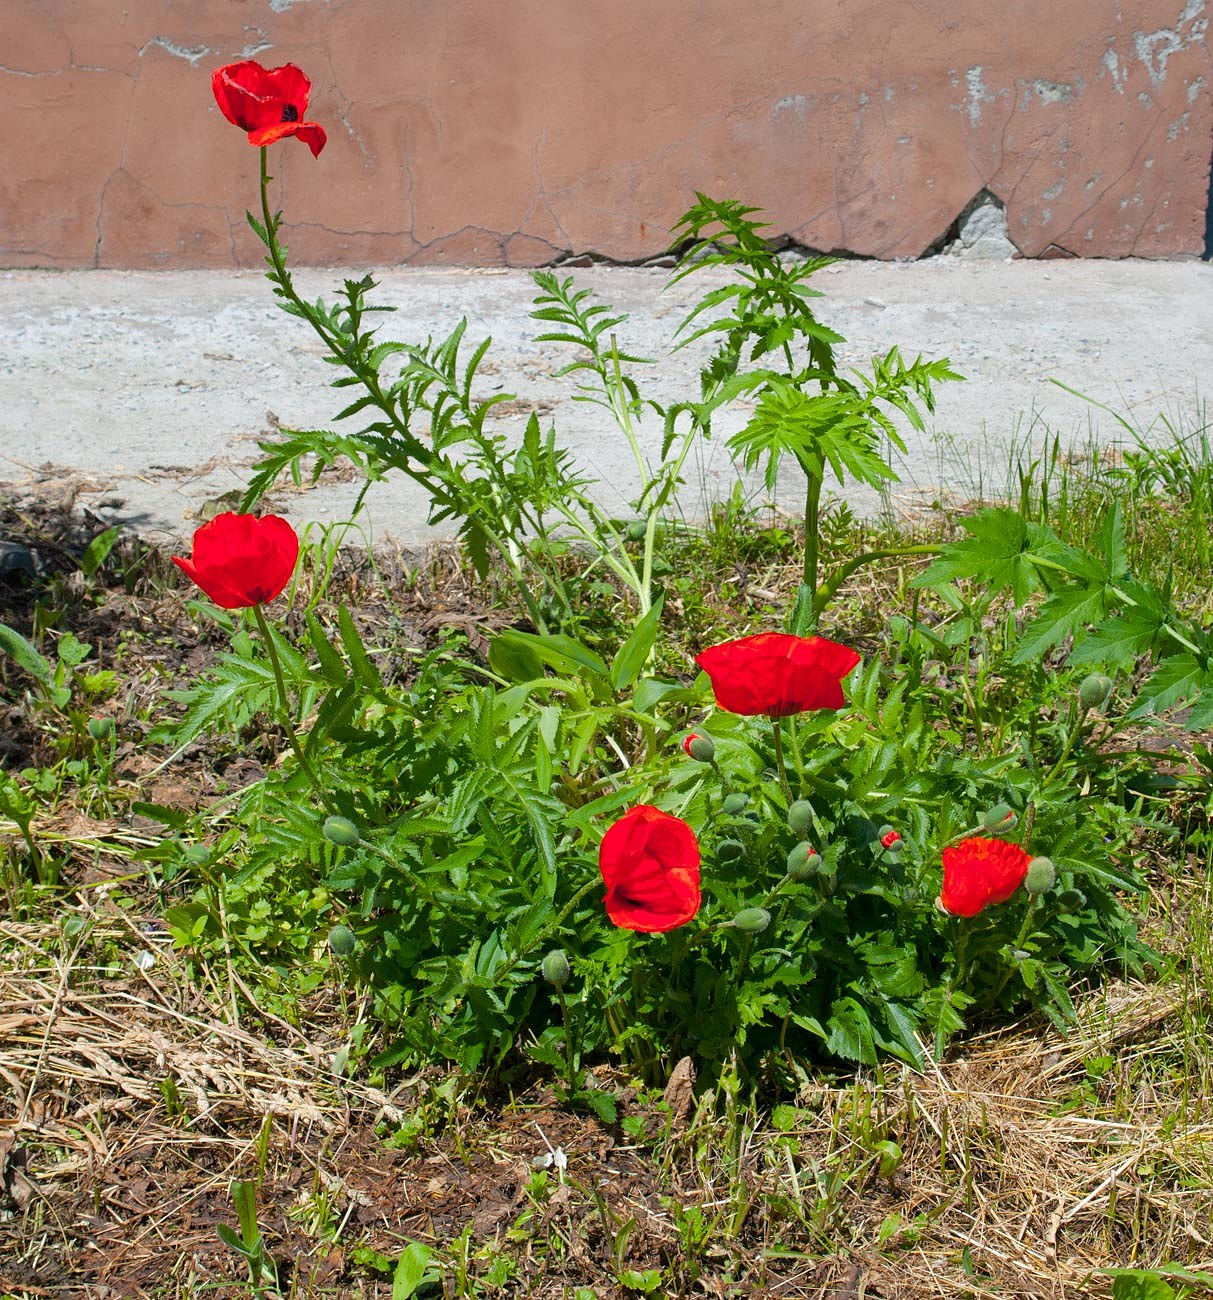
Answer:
247 120 327 157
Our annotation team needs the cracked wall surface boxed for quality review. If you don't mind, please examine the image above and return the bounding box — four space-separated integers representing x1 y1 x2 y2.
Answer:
3 0 1210 268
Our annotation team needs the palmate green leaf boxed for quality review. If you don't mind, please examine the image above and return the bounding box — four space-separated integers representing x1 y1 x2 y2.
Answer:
728 385 893 491
1067 585 1171 671
1013 581 1112 662
913 507 1057 605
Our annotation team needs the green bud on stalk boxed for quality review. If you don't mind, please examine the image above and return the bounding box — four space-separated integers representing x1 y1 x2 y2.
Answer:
1023 855 1056 894
541 948 571 988
982 803 1017 832
327 924 357 957
717 839 746 866
786 841 821 880
1078 673 1114 710
87 717 114 741
722 793 750 815
731 907 771 934
787 800 814 836
323 815 362 847
684 733 716 763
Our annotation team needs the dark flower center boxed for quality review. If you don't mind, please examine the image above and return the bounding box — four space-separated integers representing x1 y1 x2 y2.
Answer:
281 104 300 123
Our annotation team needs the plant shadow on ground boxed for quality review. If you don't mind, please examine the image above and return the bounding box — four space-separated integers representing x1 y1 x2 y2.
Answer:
1 473 1212 1298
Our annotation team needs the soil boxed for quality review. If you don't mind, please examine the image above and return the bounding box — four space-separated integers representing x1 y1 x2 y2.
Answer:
1 484 1210 1299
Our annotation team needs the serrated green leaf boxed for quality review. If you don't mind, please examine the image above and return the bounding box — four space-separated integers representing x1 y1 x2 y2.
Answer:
913 508 1055 605
1127 652 1211 718
1013 582 1111 662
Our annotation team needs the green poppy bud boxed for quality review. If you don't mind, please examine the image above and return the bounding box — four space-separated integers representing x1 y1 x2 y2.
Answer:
1056 887 1086 913
684 733 716 762
541 948 571 988
787 800 814 836
1023 855 1056 894
1078 673 1113 710
717 838 746 866
624 520 647 542
787 841 821 880
327 924 357 957
731 907 771 934
323 815 362 847
87 717 114 741
184 844 210 865
722 793 750 816
981 803 1017 832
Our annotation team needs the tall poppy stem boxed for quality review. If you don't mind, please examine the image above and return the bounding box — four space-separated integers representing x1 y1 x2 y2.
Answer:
771 717 794 805
252 604 333 809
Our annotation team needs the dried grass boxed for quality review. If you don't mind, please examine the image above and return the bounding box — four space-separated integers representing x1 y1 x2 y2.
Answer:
2 910 1211 1298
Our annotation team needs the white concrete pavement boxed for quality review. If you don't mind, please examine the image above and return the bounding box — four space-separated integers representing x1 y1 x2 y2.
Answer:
1 257 1210 546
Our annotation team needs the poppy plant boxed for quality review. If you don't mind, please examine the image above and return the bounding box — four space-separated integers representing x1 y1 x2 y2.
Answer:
939 836 1032 917
696 632 860 717
172 512 299 609
599 805 701 933
211 61 327 157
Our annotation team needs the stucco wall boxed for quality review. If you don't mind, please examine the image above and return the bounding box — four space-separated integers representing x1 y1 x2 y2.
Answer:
4 0 1210 268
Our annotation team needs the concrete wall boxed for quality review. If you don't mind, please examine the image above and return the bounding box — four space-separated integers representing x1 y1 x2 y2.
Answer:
4 0 1210 269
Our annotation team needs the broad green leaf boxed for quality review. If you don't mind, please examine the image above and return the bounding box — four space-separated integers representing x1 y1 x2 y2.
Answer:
489 632 545 683
610 596 664 691
1107 1271 1176 1300
80 525 123 579
392 1241 434 1300
338 606 381 687
0 623 53 684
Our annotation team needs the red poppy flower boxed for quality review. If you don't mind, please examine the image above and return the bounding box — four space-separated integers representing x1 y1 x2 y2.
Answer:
939 837 1032 917
172 512 299 609
695 632 860 717
211 61 327 157
599 805 701 933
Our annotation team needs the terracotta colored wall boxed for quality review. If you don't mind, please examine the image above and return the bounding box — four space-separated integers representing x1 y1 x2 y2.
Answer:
4 0 1210 268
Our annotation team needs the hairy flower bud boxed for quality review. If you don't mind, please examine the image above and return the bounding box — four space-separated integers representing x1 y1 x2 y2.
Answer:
322 815 362 847
684 733 716 762
1079 673 1114 710
327 924 357 956
731 906 771 934
541 948 571 989
878 825 903 851
87 717 115 741
722 792 750 816
787 800 814 836
787 841 821 880
1023 855 1056 894
981 803 1017 832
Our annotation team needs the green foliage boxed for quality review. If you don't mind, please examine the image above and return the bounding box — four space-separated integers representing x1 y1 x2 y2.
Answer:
153 185 1183 1092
